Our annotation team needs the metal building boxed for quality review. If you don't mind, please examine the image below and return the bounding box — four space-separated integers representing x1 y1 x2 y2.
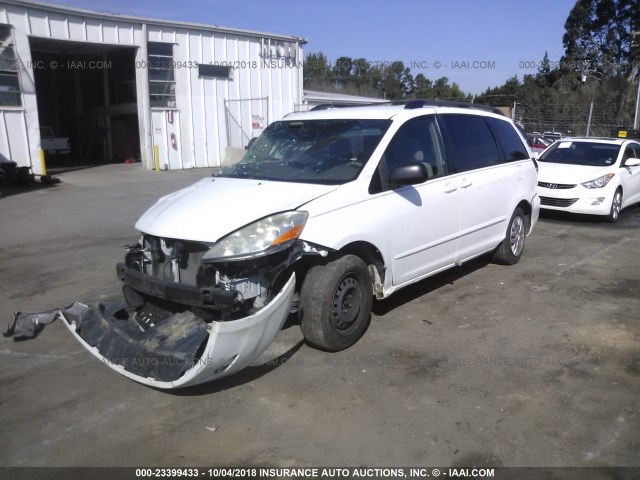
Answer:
0 0 306 172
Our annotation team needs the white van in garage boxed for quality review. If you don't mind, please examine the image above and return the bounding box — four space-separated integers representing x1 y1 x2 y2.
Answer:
67 100 541 388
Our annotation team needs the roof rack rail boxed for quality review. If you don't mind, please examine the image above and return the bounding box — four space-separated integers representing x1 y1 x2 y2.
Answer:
310 102 385 111
401 99 506 117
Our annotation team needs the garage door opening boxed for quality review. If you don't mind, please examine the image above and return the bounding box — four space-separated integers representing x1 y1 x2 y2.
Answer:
29 38 140 171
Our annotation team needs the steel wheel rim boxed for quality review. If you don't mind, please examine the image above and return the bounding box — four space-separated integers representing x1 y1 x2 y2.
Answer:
612 192 621 220
332 275 363 333
510 216 525 256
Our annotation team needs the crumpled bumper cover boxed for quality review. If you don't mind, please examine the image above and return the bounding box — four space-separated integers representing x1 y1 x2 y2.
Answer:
9 274 295 389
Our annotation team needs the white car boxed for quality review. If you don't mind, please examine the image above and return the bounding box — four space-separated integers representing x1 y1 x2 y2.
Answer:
63 100 540 388
537 137 640 222
40 126 71 155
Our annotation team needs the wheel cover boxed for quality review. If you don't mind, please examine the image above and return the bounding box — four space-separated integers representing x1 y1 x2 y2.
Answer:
331 274 363 334
611 192 621 220
510 216 525 256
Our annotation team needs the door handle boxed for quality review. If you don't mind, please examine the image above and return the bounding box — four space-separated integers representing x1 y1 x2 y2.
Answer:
443 183 458 193
459 178 472 188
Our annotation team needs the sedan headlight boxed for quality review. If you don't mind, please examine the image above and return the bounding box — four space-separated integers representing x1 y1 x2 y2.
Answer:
203 211 308 261
581 173 614 189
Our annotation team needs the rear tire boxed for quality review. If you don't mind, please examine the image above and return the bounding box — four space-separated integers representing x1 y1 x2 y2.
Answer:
299 254 373 352
607 189 622 223
492 207 528 265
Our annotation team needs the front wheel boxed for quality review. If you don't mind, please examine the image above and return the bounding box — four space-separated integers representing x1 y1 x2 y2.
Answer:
492 207 529 265
607 189 622 223
299 254 373 352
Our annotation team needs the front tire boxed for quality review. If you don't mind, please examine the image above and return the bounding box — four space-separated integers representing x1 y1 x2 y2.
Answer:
607 189 622 223
299 254 373 352
492 207 528 265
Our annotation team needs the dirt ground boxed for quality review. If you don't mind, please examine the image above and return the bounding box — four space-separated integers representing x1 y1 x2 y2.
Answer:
1 165 639 469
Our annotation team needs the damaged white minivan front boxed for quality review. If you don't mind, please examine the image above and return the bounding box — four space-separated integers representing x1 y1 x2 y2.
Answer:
40 103 540 389
69 178 336 387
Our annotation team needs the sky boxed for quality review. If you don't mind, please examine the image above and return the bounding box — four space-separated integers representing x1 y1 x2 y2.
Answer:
41 0 577 95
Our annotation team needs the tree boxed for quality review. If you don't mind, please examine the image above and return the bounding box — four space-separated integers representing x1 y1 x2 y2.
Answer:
413 74 433 98
536 52 553 87
333 56 353 87
351 58 372 89
304 52 334 88
302 52 469 100
475 75 521 106
378 61 414 99
562 0 639 79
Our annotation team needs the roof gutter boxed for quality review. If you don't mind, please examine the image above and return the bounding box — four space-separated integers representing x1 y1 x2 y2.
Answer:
3 0 308 44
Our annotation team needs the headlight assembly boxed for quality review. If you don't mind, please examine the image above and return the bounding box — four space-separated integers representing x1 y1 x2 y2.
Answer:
203 211 308 261
581 173 614 189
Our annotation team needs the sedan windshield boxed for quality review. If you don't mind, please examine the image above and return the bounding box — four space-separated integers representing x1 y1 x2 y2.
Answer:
218 119 391 184
538 141 621 167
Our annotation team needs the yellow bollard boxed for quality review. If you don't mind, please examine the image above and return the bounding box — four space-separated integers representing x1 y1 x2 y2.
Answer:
39 148 47 176
154 145 160 172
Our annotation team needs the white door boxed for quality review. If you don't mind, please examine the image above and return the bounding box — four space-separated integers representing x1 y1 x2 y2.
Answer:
151 110 182 170
621 143 640 206
385 178 460 286
439 114 530 261
375 115 460 286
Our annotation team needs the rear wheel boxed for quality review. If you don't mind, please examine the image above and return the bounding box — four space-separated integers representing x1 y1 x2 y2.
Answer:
607 189 622 223
299 254 373 352
492 207 528 265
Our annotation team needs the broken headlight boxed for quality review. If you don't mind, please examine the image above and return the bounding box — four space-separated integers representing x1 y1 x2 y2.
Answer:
203 211 308 261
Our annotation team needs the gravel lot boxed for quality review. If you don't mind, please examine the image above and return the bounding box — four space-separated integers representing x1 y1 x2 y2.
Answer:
1 165 639 469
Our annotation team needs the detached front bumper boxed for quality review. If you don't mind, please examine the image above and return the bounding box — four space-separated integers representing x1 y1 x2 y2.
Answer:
60 273 296 389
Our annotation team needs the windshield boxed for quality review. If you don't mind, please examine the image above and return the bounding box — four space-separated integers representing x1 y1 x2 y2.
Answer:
538 141 621 167
218 119 391 185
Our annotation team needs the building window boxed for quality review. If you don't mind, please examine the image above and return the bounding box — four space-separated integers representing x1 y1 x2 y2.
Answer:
198 64 232 79
148 42 176 108
0 25 22 107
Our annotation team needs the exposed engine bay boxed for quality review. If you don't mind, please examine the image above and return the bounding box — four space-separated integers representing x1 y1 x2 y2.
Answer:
117 233 306 322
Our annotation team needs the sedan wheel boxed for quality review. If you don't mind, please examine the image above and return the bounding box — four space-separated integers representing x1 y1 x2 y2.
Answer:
492 207 529 265
608 190 622 223
509 215 525 257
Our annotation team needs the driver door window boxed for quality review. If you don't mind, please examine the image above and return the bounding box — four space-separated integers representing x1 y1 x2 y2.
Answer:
374 115 447 192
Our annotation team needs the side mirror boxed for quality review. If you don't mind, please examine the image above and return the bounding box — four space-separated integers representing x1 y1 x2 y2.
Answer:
245 137 258 150
389 163 429 186
623 157 640 167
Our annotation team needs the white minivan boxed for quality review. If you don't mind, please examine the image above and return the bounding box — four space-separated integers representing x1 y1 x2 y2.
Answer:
65 100 541 388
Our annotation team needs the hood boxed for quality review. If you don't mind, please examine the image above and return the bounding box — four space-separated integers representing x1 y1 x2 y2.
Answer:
537 162 614 184
136 177 338 242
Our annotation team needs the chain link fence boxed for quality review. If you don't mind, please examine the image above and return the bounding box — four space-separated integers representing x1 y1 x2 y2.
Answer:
515 100 638 138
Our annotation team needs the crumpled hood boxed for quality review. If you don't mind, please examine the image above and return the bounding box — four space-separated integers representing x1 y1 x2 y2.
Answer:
538 162 614 184
136 177 338 242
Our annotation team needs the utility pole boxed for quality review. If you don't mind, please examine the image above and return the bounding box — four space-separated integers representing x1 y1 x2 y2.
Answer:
633 30 639 129
634 77 640 130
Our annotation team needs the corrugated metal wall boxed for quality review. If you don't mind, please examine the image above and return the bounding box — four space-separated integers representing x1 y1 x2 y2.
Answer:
0 1 304 172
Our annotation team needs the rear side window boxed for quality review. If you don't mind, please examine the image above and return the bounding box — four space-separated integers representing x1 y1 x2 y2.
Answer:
439 114 500 173
486 118 530 162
